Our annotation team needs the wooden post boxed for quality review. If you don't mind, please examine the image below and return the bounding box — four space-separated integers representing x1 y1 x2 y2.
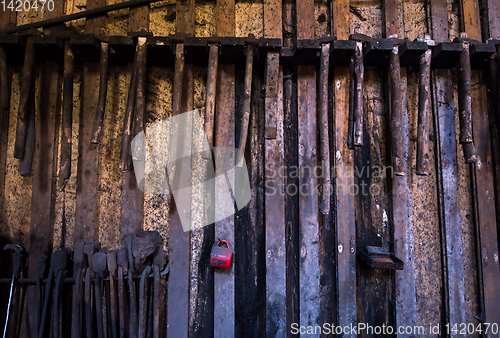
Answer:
462 0 500 330
331 0 357 334
264 0 285 333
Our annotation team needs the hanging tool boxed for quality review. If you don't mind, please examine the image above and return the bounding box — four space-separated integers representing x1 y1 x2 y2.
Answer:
210 240 233 269
92 252 109 338
39 249 68 338
318 36 334 215
19 89 35 177
151 245 163 338
347 56 355 149
14 35 35 159
116 249 129 338
202 38 220 159
132 36 147 161
124 237 139 336
0 47 10 110
60 40 75 179
71 242 87 338
91 41 109 144
349 30 371 147
416 34 435 175
35 257 47 334
387 35 405 176
138 265 151 338
119 38 140 171
107 251 118 338
236 35 257 166
83 242 101 338
3 244 24 338
52 249 69 338
455 32 477 163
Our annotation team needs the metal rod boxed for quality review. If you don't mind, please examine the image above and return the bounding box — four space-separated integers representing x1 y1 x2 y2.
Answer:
60 41 75 179
347 56 355 149
318 42 331 215
202 43 218 160
0 47 10 110
353 40 364 146
236 43 254 167
389 44 405 176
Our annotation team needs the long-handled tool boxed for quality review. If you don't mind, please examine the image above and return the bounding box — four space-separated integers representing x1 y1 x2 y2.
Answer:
19 89 35 177
35 257 47 334
124 237 139 336
91 41 110 144
116 249 129 338
3 244 24 338
39 249 68 338
151 245 163 338
318 37 333 215
52 249 69 338
71 243 87 338
92 252 108 338
83 242 101 338
416 34 435 175
107 251 118 338
236 35 257 166
0 47 10 110
132 37 147 161
387 35 405 176
347 56 355 149
137 265 151 338
59 40 75 179
14 35 35 159
349 31 371 147
455 32 477 163
202 39 219 160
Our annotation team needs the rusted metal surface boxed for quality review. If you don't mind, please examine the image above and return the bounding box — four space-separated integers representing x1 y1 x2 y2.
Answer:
59 41 74 179
133 37 147 143
264 50 278 141
107 251 118 338
71 242 86 338
416 49 431 176
116 249 129 338
237 42 254 165
347 57 355 149
14 36 35 160
318 42 331 215
19 92 35 177
138 266 150 338
0 47 10 110
91 41 109 144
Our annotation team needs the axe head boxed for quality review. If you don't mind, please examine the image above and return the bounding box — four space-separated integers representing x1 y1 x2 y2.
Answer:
92 251 109 279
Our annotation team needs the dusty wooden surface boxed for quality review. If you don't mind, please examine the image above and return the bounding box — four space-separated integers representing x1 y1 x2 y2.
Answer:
1 0 499 336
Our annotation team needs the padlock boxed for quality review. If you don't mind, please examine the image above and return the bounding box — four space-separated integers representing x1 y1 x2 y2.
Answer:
210 240 232 269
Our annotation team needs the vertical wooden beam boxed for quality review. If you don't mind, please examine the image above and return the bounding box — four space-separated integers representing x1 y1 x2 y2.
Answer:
166 1 195 336
332 0 357 334
296 0 321 333
429 0 467 334
462 0 500 329
384 0 418 333
264 0 285 330
213 0 235 334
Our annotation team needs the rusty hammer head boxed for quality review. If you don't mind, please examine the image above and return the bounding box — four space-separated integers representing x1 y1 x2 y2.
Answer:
92 251 108 280
117 249 128 276
415 33 436 47
349 28 372 43
454 32 482 46
51 249 69 274
84 242 101 277
107 251 117 279
73 242 88 273
151 245 163 268
3 244 24 276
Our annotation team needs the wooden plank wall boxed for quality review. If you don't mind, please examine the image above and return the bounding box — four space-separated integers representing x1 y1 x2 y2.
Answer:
1 0 500 337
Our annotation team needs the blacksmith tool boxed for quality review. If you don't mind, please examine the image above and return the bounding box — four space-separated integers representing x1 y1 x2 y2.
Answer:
138 265 151 338
455 32 477 163
84 242 101 338
91 41 109 144
60 40 75 179
3 244 24 338
19 91 35 177
124 237 139 336
318 36 334 215
236 35 257 166
132 36 148 161
36 257 47 333
39 249 68 338
92 252 109 338
0 47 10 110
119 42 139 172
347 56 355 149
387 35 405 176
107 251 118 338
71 242 87 338
116 249 129 338
202 38 220 159
416 34 435 175
151 245 163 338
14 35 35 159
349 30 371 147
52 249 69 338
